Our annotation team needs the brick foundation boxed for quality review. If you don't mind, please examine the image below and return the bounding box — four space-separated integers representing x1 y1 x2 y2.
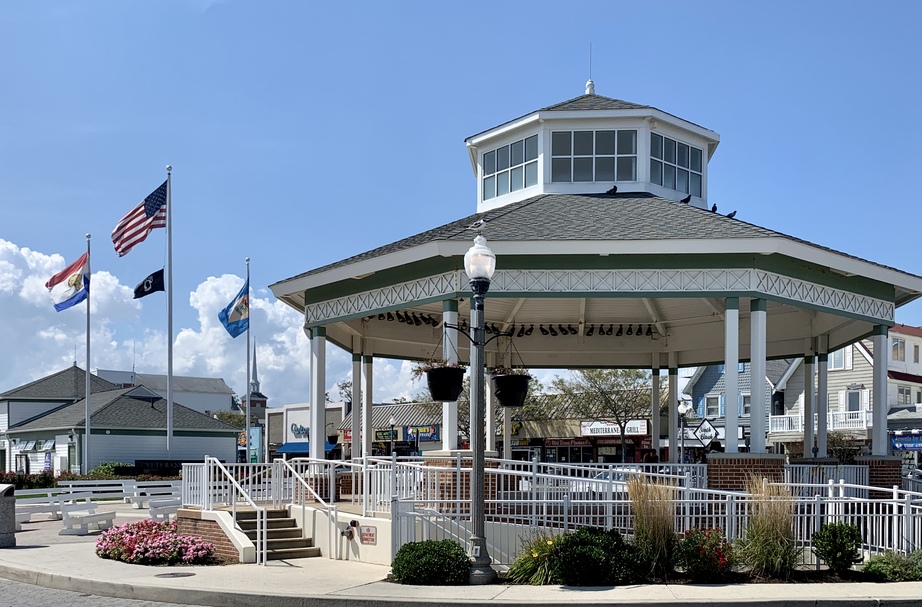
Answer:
176 509 239 563
424 455 499 514
706 453 786 491
856 455 902 498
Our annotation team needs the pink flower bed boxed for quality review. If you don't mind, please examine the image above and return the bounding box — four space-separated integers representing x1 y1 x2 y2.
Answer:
95 519 216 565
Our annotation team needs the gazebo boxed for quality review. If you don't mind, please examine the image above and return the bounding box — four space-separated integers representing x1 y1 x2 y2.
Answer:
270 82 922 489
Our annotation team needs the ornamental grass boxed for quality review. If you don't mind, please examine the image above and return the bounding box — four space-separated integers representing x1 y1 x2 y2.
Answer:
628 474 677 579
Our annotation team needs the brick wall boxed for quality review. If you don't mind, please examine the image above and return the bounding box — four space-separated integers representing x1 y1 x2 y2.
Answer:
176 509 239 562
425 457 498 514
706 454 785 491
856 455 902 498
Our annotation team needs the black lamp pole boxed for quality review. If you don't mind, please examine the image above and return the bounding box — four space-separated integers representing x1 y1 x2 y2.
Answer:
468 275 494 584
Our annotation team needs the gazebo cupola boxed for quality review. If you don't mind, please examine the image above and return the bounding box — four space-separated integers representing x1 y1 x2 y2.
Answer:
467 80 720 213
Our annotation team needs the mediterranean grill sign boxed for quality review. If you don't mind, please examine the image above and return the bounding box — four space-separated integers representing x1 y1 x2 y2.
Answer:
580 420 648 436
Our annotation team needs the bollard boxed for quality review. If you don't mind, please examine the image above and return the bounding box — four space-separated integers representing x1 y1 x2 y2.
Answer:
0 484 15 548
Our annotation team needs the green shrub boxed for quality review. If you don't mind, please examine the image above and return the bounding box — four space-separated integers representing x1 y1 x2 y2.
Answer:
863 551 922 582
735 477 801 580
391 540 469 585
551 527 641 586
812 522 862 574
506 532 560 585
676 527 734 582
88 461 132 477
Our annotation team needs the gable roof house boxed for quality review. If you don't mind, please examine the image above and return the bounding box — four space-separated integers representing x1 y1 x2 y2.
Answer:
683 360 793 452
96 369 236 416
767 324 922 465
2 366 239 475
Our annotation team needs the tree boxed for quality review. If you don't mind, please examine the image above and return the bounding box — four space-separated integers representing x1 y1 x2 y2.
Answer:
214 410 247 429
551 369 656 459
336 380 352 402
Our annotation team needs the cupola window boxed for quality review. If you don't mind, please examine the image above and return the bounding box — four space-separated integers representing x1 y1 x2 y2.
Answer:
551 129 636 183
650 133 703 197
482 134 538 200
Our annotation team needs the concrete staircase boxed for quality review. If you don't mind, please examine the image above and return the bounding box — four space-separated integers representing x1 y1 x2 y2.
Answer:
235 508 321 560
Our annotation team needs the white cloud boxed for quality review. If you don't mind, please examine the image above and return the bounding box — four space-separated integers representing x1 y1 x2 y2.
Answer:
0 238 422 408
0 238 555 409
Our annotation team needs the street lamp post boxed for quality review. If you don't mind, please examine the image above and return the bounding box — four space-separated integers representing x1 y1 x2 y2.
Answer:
464 234 497 585
678 402 691 465
389 415 397 456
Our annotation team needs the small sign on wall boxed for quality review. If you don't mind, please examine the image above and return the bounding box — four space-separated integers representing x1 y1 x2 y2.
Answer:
360 525 377 545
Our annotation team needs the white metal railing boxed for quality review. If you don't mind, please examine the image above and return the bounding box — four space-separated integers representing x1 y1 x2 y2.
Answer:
393 474 922 567
770 410 874 433
279 458 339 559
196 458 269 566
784 465 868 497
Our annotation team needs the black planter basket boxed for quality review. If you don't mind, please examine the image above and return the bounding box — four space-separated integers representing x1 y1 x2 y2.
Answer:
426 366 466 401
491 373 531 407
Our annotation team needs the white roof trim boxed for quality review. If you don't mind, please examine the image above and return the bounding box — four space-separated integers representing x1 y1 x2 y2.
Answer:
855 342 874 365
775 358 801 391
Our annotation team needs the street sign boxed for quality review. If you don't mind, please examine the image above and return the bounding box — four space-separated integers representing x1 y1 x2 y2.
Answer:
693 419 718 447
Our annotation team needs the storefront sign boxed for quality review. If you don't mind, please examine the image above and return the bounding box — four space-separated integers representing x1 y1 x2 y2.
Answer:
284 407 312 442
892 433 922 451
545 437 592 447
360 525 377 545
694 419 718 446
580 420 648 436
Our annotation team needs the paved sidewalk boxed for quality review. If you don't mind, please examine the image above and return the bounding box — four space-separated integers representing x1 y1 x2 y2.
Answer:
3 503 922 607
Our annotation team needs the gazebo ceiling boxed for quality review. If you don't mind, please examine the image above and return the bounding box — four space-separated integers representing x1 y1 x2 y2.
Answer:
270 193 922 369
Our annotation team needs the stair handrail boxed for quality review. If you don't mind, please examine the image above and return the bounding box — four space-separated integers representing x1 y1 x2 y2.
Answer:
206 457 268 565
278 457 339 559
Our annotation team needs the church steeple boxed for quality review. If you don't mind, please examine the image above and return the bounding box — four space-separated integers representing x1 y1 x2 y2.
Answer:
250 339 260 394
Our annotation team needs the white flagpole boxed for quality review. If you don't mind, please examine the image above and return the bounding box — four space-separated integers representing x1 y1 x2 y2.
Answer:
166 165 174 454
84 233 91 474
245 257 251 464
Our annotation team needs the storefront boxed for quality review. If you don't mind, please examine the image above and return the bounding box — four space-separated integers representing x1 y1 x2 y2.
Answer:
544 437 594 464
580 420 650 463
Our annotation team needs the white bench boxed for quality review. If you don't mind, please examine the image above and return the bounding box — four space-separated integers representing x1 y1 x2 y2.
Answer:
124 483 182 508
14 512 30 531
57 480 133 501
149 497 181 521
59 501 117 536
15 490 65 521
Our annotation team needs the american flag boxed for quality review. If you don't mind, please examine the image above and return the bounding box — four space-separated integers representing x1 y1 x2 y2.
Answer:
111 180 168 256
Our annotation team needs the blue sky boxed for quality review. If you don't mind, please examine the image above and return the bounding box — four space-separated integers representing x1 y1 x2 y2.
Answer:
2 1 921 406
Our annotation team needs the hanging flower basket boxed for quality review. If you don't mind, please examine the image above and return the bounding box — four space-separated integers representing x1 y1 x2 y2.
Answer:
426 365 466 402
491 369 531 407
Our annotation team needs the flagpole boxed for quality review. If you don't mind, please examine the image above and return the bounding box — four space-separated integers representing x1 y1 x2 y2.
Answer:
166 165 174 454
84 233 91 475
245 257 251 464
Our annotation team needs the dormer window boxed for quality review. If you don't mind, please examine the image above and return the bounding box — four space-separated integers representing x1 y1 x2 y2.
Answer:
482 135 538 201
551 129 636 183
650 133 703 197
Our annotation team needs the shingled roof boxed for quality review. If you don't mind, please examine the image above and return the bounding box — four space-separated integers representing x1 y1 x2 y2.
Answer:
0 365 118 400
274 192 917 287
8 386 239 433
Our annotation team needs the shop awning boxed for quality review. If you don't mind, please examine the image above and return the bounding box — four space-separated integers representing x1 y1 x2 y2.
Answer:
275 441 338 454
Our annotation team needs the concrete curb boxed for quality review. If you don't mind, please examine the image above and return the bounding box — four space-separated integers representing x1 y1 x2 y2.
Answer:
2 559 922 607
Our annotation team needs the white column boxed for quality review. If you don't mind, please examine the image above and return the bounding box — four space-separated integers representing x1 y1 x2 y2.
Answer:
351 349 362 460
668 360 678 463
724 298 739 454
749 299 767 453
485 351 496 453
817 335 829 458
650 355 661 460
803 340 815 458
309 327 326 461
442 300 459 451
872 326 889 456
362 354 374 458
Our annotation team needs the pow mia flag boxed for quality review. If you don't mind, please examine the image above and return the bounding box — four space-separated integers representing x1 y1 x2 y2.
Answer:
133 268 165 299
